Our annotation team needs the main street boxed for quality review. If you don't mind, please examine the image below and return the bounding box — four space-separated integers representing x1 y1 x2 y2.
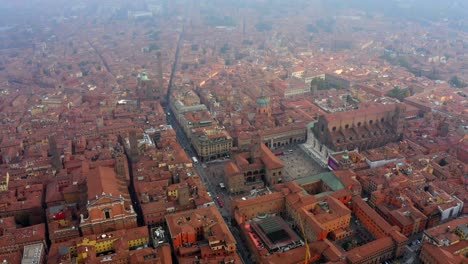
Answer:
164 20 249 264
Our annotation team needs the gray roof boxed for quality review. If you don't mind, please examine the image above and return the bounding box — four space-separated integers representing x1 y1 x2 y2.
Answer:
457 224 468 236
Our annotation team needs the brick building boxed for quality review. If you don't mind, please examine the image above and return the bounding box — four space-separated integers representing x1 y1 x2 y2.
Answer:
419 218 468 264
48 226 172 263
80 166 137 235
165 206 242 263
371 189 428 237
351 196 408 261
306 103 406 164
224 139 284 194
0 217 47 261
0 183 44 226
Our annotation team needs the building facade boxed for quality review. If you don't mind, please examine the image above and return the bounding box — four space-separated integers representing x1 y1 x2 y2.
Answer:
191 127 232 161
80 166 137 235
306 104 406 164
224 141 284 194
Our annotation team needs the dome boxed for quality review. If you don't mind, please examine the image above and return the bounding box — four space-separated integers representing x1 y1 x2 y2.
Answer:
256 96 270 107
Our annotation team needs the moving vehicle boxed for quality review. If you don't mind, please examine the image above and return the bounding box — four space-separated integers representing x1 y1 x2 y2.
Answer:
192 156 198 164
219 182 225 189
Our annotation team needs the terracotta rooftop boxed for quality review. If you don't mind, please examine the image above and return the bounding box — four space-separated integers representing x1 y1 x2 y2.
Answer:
87 166 123 200
346 237 393 263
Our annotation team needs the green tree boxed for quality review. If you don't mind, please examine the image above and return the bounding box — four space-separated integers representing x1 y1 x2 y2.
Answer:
449 75 467 88
386 86 410 101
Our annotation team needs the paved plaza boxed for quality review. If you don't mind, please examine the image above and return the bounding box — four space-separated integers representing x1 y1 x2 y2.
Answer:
279 145 328 181
198 145 328 213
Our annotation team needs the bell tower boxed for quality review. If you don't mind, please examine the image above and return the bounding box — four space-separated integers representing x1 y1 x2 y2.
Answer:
256 87 271 117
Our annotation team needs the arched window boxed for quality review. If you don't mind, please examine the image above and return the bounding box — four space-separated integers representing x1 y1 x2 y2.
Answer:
369 120 373 125
345 124 349 129
104 209 111 219
357 122 361 127
332 126 336 132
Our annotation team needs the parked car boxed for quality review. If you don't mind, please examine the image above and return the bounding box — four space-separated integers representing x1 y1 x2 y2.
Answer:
216 197 224 208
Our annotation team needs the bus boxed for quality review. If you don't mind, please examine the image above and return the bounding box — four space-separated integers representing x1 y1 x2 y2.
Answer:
192 156 198 164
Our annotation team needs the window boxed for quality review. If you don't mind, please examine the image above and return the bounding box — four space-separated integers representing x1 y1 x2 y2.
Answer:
345 124 349 129
105 211 111 219
381 118 384 122
332 126 336 132
369 120 373 125
357 122 361 127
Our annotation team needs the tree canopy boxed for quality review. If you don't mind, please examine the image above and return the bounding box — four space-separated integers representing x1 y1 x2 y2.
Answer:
449 76 467 88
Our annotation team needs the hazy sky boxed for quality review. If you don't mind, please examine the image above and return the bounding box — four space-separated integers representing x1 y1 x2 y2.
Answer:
0 0 466 27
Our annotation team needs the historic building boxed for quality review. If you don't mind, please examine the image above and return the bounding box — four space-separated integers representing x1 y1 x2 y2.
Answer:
370 188 428 237
224 136 284 194
419 218 468 264
305 103 406 165
351 196 408 259
47 226 172 264
191 126 232 161
80 166 137 235
165 206 242 263
261 125 307 149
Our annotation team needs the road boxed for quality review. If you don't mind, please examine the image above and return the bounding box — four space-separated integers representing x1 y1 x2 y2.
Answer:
87 40 113 76
163 21 249 264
